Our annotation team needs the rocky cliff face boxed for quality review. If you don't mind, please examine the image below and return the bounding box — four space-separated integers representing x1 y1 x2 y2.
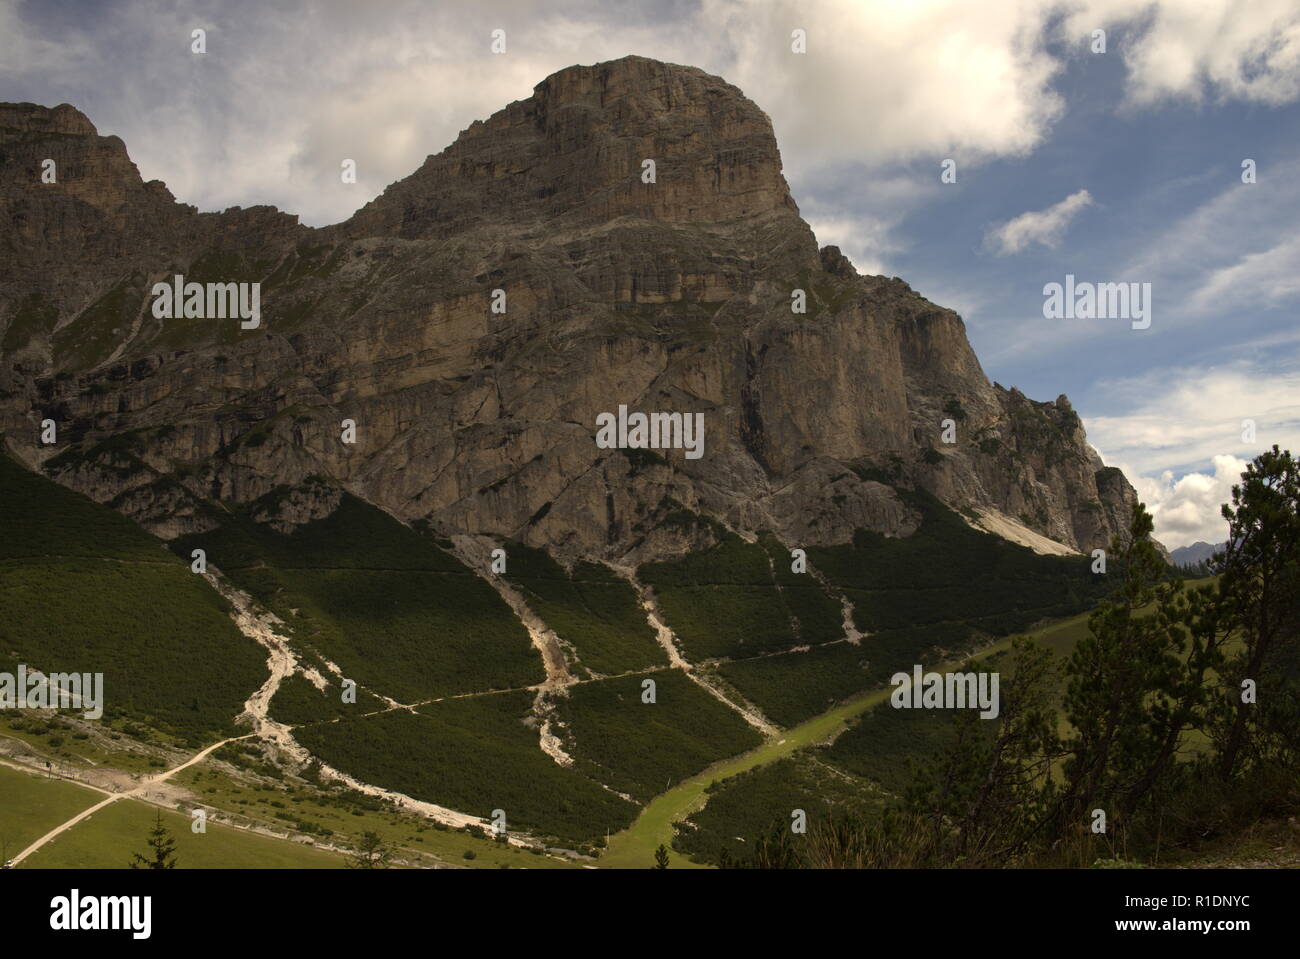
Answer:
0 56 1141 560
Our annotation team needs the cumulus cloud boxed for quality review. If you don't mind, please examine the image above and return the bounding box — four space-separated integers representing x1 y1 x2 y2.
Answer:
4 0 1299 225
0 0 705 224
1057 0 1300 107
1125 454 1244 549
802 213 896 277
984 189 1094 255
1084 359 1300 547
706 0 1068 172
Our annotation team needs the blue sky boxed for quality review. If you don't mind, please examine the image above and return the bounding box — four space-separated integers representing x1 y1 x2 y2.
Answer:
3 0 1298 547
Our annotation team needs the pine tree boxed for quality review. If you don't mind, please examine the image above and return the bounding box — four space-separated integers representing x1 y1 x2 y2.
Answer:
346 831 394 869
1211 445 1300 778
129 811 179 869
1056 502 1187 835
653 844 670 869
908 640 1065 865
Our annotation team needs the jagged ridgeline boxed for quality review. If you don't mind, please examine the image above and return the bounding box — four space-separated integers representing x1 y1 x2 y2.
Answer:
1 56 1136 852
3 56 1140 562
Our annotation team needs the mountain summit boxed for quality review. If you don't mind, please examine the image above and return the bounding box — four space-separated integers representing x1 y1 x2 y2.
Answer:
1 56 1139 559
347 56 810 241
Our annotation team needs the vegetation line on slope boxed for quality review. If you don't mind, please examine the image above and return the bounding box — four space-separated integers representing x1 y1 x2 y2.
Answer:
596 621 1040 868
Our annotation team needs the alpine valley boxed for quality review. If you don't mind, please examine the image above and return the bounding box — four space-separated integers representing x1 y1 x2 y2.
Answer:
1 57 1157 868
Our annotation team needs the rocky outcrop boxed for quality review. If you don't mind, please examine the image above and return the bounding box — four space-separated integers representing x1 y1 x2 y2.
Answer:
0 56 1143 559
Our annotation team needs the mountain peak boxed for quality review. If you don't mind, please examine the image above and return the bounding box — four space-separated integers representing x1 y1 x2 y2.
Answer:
1 59 1144 560
0 101 98 137
344 56 808 244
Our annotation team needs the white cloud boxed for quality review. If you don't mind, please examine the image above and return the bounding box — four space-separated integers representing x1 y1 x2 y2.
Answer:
706 0 1068 172
803 213 896 277
1 0 706 225
1084 358 1300 547
1125 454 1244 549
1086 361 1300 473
1057 0 1300 107
1127 158 1300 313
800 173 935 276
0 0 90 71
1189 233 1300 313
984 189 1094 255
6 0 1298 226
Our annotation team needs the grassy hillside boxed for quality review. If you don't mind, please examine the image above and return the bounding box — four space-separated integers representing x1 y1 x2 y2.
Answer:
717 641 875 728
293 690 638 844
639 529 845 660
0 452 265 743
503 544 665 676
172 488 544 703
674 755 883 866
268 670 387 725
719 622 979 728
647 492 1110 729
639 512 1127 870
555 670 763 801
670 608 1112 866
0 454 1130 861
808 490 1109 636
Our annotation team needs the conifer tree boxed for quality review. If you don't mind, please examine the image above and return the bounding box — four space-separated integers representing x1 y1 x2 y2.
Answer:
129 811 179 869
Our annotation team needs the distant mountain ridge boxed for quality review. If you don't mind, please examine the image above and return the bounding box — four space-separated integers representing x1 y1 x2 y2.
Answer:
1169 540 1226 567
1 56 1145 561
